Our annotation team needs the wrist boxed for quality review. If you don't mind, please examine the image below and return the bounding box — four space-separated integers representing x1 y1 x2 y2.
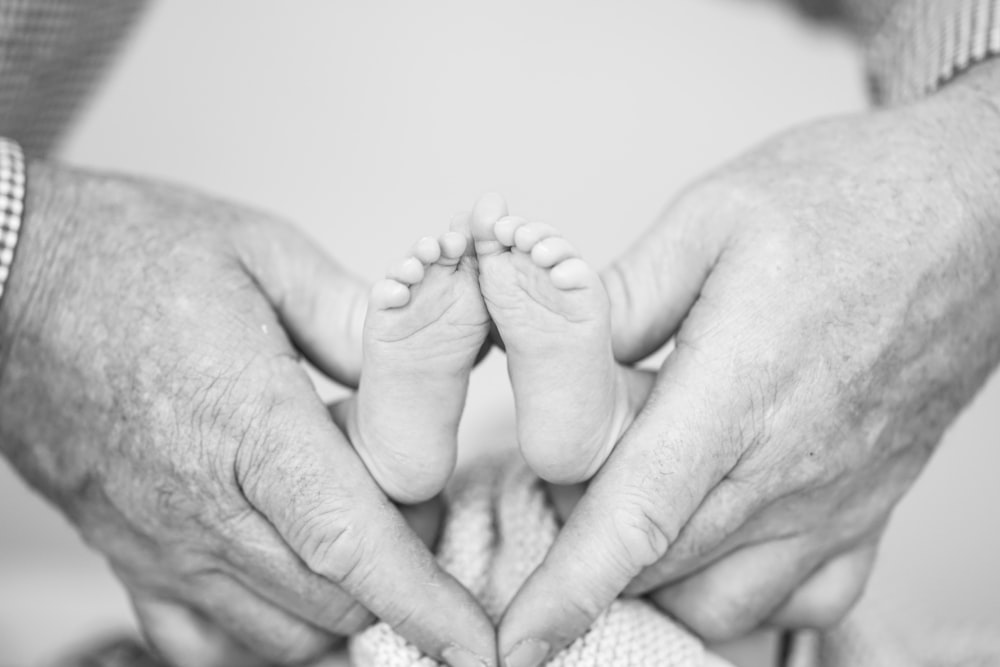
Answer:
928 56 1000 220
0 161 75 433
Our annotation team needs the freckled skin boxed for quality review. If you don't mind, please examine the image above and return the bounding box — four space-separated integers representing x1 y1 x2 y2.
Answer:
0 164 496 666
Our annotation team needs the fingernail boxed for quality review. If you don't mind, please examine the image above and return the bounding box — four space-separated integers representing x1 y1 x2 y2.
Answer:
442 644 488 667
503 638 550 667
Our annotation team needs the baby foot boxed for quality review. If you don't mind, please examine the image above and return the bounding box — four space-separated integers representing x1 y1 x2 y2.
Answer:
348 227 490 503
471 193 637 484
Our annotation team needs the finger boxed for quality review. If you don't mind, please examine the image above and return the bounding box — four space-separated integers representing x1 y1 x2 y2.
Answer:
623 475 764 594
498 349 737 664
133 595 268 667
648 538 820 643
625 468 881 596
210 509 376 637
234 218 368 387
601 194 728 363
191 573 341 664
236 377 496 666
767 542 878 629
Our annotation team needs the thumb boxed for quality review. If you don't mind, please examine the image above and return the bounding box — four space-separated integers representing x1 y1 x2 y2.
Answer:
241 383 497 666
601 191 725 364
233 217 368 387
497 349 732 665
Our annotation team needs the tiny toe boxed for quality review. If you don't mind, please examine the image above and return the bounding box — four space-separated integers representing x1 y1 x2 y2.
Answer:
412 236 441 265
550 257 595 290
494 216 528 248
387 256 425 285
438 231 468 265
513 222 559 253
531 237 579 268
470 192 509 246
369 279 411 308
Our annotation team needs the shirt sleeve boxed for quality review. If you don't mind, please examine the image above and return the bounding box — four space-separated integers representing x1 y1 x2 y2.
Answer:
0 0 148 157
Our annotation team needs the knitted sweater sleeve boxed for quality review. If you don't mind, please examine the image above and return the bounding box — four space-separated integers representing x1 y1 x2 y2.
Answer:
800 0 1000 105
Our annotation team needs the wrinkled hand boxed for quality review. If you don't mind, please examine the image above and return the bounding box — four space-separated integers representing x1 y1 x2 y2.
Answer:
498 62 1000 661
0 165 495 666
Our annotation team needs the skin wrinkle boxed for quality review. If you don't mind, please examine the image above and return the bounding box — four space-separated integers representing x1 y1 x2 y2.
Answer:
289 502 369 585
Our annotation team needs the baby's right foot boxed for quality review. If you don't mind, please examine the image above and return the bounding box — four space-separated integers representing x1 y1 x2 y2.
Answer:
471 194 648 484
346 228 490 504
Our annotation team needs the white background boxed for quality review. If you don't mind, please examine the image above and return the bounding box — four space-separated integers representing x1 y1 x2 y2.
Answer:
1 1 998 665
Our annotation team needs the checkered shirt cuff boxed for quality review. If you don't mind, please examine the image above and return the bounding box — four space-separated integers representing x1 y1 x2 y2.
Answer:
0 137 26 305
868 0 1000 105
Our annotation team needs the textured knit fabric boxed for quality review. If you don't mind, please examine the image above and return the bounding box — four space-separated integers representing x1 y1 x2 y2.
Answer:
866 0 1000 104
0 0 147 157
0 137 25 305
349 457 728 667
801 0 1000 104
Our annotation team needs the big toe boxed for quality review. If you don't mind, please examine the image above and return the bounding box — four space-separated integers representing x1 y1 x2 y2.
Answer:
470 192 509 245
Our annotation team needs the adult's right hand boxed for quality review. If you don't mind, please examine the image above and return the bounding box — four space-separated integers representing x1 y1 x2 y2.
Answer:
0 163 496 667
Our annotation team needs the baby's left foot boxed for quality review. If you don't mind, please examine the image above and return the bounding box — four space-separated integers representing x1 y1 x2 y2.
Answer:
346 228 490 503
471 194 645 483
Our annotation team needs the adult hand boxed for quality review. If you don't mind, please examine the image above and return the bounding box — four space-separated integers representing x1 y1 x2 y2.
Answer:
0 164 496 667
497 60 1000 664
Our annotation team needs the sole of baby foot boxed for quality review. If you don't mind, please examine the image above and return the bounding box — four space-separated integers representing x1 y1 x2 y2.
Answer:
351 230 490 504
470 193 631 484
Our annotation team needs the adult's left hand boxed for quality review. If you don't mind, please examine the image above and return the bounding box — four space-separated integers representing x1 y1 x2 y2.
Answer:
497 60 1000 665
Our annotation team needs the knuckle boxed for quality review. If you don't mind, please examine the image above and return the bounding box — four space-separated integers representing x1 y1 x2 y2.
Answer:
230 402 286 496
290 504 374 588
609 492 677 573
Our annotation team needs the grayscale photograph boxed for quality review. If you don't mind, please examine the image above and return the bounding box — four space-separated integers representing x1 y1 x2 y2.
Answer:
1 1 998 666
